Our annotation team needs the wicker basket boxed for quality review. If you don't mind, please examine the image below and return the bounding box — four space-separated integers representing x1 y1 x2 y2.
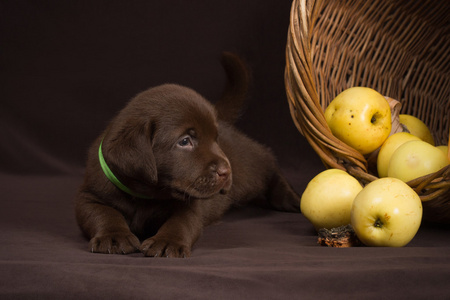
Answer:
285 0 450 223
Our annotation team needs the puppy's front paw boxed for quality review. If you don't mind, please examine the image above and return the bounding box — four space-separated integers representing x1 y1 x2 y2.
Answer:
140 237 191 258
89 232 140 254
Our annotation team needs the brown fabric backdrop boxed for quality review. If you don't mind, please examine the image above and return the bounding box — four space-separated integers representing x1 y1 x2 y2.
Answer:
0 0 319 177
1 1 449 299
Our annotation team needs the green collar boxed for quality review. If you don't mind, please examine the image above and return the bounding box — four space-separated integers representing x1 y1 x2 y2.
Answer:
98 140 152 199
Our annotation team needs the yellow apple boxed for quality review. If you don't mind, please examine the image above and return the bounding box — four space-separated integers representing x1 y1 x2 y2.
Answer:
351 177 422 247
325 87 392 155
436 145 449 160
399 114 435 145
377 132 421 177
388 140 449 182
300 169 363 230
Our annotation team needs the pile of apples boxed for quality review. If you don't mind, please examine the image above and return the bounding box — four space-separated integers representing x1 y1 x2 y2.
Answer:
301 87 450 247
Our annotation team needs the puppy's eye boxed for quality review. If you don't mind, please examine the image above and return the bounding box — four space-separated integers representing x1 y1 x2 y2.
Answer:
177 136 194 148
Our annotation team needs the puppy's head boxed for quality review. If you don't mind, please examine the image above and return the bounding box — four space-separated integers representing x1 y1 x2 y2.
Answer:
102 84 232 201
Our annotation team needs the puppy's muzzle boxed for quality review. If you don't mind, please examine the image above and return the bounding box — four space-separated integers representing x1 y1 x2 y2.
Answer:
211 162 232 195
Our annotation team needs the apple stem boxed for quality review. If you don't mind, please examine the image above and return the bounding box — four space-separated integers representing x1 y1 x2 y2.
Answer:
374 219 383 228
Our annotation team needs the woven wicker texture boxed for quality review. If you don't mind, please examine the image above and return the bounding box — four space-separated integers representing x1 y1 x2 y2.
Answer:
285 0 450 222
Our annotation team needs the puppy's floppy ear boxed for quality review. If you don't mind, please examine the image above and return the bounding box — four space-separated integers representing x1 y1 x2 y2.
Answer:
102 117 158 189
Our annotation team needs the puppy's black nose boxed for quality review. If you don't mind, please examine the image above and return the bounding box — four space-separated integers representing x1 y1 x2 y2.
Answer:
211 163 230 178
216 165 230 178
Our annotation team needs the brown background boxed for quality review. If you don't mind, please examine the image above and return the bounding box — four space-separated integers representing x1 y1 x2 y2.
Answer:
0 0 321 178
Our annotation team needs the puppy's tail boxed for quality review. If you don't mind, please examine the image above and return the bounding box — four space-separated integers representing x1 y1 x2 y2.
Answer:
215 52 251 124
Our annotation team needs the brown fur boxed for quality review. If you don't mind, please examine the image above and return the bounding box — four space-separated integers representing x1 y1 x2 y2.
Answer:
75 53 300 258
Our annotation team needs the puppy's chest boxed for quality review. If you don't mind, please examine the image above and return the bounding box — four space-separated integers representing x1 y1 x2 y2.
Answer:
123 201 173 238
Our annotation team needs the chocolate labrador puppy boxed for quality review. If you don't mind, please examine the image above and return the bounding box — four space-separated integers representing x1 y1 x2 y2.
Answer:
75 53 300 258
